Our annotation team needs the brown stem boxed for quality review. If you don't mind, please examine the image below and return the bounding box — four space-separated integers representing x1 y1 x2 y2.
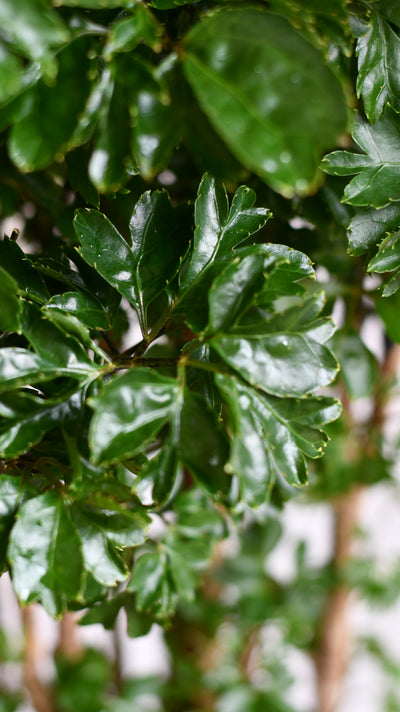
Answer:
56 612 82 661
22 606 56 712
315 486 361 712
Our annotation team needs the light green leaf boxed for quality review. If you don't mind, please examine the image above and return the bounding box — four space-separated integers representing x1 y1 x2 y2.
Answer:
8 491 83 615
89 368 179 465
322 110 400 208
184 7 347 197
356 12 400 122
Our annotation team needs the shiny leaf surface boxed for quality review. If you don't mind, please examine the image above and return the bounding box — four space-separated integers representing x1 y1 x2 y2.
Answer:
184 7 347 197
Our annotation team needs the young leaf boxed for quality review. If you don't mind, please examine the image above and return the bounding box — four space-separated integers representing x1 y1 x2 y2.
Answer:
184 7 347 197
8 491 83 615
89 368 179 465
322 110 400 208
356 12 400 122
104 5 162 59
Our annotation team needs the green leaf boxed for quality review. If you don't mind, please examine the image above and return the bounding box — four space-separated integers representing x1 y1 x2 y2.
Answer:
20 301 95 370
375 289 400 342
71 504 128 587
371 0 400 28
0 42 25 106
367 230 400 275
356 12 400 122
0 237 49 303
88 63 132 193
128 552 174 619
207 252 268 334
178 390 230 495
8 36 93 172
184 7 347 197
130 59 184 180
348 204 400 255
332 331 378 399
89 368 179 465
216 374 340 504
76 193 191 330
0 266 21 332
45 292 111 330
55 0 130 6
0 390 84 458
322 110 400 208
211 297 338 397
8 491 83 615
0 0 70 61
0 348 95 392
0 475 24 571
74 208 138 307
180 174 270 294
104 5 162 59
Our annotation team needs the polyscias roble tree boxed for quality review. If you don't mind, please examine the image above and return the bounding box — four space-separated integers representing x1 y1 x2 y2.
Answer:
0 1 400 711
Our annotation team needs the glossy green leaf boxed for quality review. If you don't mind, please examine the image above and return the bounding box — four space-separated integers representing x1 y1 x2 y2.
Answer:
207 252 268 334
130 59 184 180
367 230 400 275
356 12 400 122
71 504 128 587
21 301 95 370
178 391 230 495
8 491 83 614
8 36 93 172
0 237 49 303
322 110 400 208
128 190 191 307
128 552 175 618
75 208 138 307
348 204 400 255
0 266 21 332
216 374 340 504
0 0 69 61
104 5 162 59
371 0 400 28
144 440 180 505
45 292 111 330
184 8 347 197
211 297 338 397
332 331 378 399
88 63 132 193
0 348 95 392
89 368 179 465
0 390 83 458
180 174 270 293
